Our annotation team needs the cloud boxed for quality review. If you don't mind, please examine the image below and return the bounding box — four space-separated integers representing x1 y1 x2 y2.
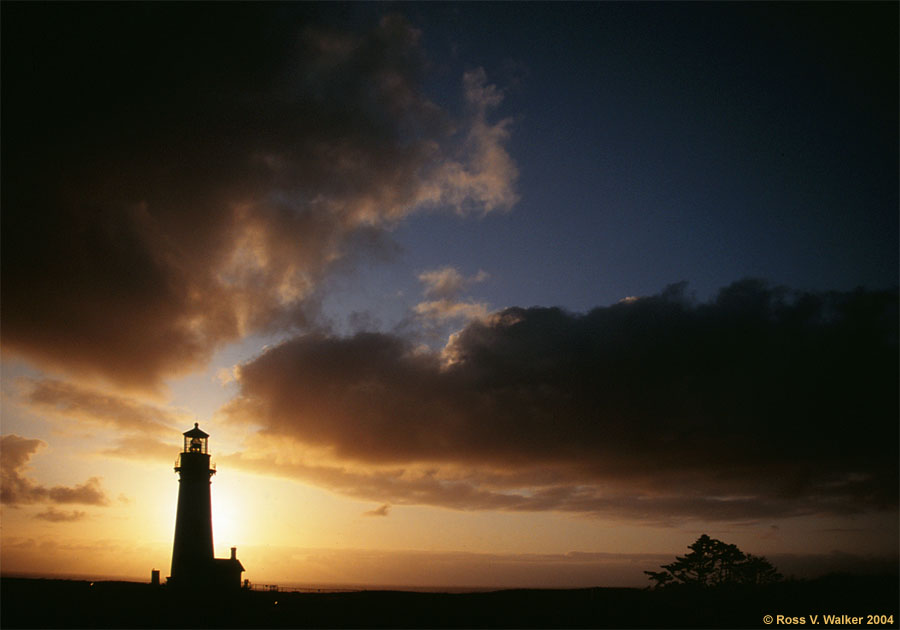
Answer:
419 268 470 300
46 478 109 506
418 267 489 301
23 379 183 436
429 68 519 214
414 300 491 325
1 435 111 506
415 267 491 327
1 435 49 506
219 450 823 523
35 507 88 523
363 504 391 517
1 7 518 391
15 379 185 463
221 280 898 522
216 367 239 386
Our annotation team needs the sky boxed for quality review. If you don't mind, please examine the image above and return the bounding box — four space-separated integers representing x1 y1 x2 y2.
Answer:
1 2 897 588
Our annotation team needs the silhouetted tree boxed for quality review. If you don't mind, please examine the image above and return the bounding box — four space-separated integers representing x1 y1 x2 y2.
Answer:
645 535 782 589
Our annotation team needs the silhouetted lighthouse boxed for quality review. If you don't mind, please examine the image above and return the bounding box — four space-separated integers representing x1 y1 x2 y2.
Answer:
169 423 244 589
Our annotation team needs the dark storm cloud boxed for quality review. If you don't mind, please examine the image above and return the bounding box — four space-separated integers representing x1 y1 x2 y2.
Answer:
1 5 517 390
223 281 898 521
1 435 110 507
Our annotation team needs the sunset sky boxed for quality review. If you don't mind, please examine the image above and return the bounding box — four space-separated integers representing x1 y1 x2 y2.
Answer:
1 3 897 588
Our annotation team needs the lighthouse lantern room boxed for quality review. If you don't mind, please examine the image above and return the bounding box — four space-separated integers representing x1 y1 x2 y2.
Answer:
183 424 209 454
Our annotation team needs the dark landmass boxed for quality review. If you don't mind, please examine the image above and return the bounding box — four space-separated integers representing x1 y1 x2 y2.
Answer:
2 574 897 629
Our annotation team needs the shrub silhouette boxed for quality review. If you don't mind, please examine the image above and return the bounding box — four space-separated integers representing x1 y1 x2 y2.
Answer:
645 534 782 588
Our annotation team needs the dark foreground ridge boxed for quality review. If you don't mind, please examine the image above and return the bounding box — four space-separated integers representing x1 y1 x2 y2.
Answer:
2 574 897 629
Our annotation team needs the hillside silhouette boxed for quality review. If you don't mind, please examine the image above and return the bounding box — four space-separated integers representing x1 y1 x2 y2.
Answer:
2 573 897 628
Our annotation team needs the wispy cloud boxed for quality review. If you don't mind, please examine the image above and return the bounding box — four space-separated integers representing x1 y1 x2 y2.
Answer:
414 267 491 329
428 68 520 214
14 379 186 463
363 504 391 517
419 268 481 301
23 379 183 435
35 507 88 523
414 300 490 325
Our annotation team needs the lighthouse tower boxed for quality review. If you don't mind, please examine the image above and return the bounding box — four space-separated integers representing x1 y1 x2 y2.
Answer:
169 423 244 589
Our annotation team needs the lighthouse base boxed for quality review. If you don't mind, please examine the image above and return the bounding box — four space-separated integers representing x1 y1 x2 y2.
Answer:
167 557 244 591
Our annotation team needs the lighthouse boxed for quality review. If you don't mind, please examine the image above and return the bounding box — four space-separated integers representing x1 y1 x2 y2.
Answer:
169 423 244 590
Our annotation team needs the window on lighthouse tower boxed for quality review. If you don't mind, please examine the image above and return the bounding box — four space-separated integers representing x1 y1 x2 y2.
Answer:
189 437 202 453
